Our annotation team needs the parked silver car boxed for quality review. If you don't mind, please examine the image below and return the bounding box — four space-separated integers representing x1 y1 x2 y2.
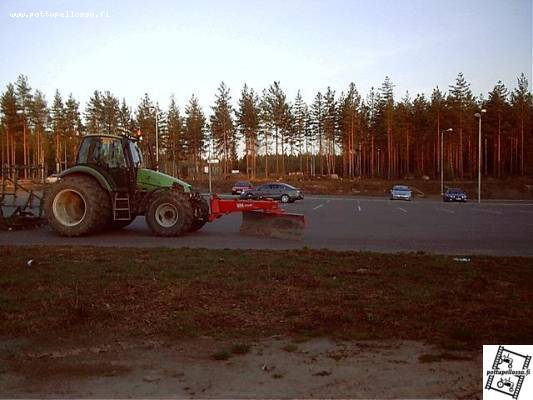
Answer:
240 183 304 203
390 185 412 201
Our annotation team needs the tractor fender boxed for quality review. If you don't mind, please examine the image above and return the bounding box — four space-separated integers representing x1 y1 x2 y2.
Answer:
58 166 113 192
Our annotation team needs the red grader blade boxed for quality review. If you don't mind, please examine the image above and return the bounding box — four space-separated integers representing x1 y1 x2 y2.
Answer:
208 195 305 240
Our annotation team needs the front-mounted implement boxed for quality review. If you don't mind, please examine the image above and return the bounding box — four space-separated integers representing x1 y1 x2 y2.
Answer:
44 134 305 239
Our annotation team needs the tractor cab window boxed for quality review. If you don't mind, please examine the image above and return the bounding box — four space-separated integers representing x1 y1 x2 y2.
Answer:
77 137 127 169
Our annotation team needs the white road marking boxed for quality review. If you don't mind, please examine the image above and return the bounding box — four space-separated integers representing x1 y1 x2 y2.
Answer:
313 204 324 210
398 207 408 213
435 207 455 214
357 205 362 212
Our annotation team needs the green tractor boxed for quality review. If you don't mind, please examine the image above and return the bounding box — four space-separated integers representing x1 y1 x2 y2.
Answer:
45 134 210 237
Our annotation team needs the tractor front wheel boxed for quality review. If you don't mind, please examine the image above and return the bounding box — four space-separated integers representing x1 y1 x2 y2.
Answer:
145 191 193 236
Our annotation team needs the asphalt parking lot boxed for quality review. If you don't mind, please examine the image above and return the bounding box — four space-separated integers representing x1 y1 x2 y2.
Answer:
1 195 532 256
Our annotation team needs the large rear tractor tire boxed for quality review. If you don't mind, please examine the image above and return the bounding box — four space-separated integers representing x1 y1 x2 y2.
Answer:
44 175 112 237
189 196 210 232
145 191 193 237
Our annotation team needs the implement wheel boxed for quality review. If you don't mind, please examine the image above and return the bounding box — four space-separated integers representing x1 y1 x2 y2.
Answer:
146 191 193 236
189 196 210 232
44 175 111 237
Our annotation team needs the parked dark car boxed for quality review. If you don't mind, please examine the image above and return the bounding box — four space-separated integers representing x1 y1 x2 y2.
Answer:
390 185 412 201
443 187 467 202
231 181 253 195
240 183 304 203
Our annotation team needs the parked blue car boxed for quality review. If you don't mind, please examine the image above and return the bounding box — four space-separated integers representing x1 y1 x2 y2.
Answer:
443 188 467 202
390 185 412 201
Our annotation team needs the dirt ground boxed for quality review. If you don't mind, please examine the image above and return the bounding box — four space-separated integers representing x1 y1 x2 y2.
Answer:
0 336 481 399
2 246 529 399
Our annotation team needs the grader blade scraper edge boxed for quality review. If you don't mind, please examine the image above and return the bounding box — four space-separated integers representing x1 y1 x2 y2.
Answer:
241 210 305 240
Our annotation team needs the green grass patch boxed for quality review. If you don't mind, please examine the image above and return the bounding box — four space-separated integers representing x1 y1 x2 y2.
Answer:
1 245 532 349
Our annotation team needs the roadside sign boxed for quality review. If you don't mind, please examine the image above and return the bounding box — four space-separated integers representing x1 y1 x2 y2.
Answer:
208 159 219 164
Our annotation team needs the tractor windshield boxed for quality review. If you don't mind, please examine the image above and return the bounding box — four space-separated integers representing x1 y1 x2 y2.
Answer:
77 136 127 168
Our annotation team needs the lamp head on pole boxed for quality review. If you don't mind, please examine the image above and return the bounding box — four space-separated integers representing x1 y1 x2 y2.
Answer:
475 109 487 118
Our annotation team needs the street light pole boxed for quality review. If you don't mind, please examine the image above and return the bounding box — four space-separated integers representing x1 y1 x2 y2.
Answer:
155 107 159 171
441 128 453 196
474 109 487 204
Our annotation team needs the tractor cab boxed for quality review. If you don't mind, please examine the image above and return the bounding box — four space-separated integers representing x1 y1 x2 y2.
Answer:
76 134 141 192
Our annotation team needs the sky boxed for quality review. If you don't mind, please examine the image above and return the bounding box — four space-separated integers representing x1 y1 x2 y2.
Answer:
0 0 532 111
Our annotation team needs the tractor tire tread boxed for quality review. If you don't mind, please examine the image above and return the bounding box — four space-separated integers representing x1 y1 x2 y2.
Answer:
44 175 112 237
145 191 193 237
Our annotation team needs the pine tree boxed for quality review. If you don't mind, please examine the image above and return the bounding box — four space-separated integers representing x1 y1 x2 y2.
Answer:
210 82 235 176
338 83 362 177
236 84 260 178
118 98 135 136
15 75 33 173
430 87 446 176
85 90 103 133
266 82 290 175
0 84 18 167
412 94 431 175
448 72 475 178
259 89 272 177
310 92 325 175
64 94 83 167
167 95 184 176
485 81 510 177
29 90 48 168
378 77 394 178
51 90 66 172
365 87 381 177
184 95 206 177
510 73 532 175
136 93 157 169
101 91 120 134
323 87 337 175
293 90 309 174
395 92 414 176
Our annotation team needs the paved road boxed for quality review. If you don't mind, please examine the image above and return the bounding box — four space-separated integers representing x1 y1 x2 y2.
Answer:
1 195 533 256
